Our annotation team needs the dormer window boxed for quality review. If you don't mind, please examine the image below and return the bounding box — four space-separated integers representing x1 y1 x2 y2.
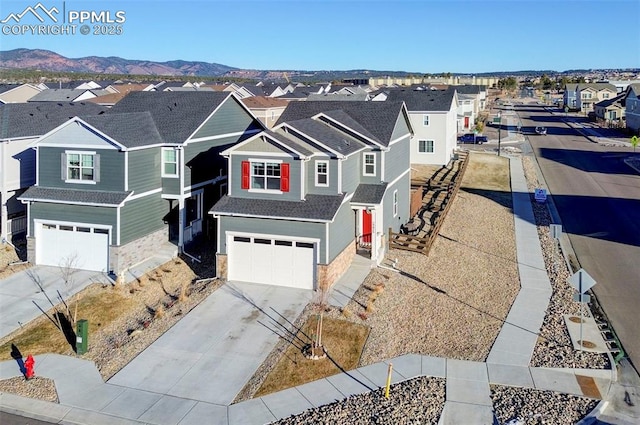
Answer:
363 153 376 176
64 151 99 184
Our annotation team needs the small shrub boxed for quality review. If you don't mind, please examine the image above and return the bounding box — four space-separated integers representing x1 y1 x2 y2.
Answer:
357 312 368 320
341 307 352 318
154 305 164 319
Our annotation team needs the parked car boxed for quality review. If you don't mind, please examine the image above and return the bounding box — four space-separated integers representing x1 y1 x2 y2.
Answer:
535 126 547 135
458 133 488 144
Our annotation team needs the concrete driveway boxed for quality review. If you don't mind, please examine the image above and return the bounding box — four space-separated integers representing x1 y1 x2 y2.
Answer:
108 281 312 406
0 266 107 338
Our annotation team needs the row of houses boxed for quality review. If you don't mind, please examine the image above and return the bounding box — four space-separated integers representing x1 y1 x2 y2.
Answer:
563 82 640 133
1 85 488 293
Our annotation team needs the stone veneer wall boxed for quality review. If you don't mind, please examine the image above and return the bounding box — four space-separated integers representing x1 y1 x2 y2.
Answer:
216 253 227 280
316 241 356 292
26 236 35 264
110 228 170 274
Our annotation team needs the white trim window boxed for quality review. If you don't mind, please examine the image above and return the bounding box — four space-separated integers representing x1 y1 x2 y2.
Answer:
363 153 376 176
393 189 398 217
423 114 430 126
65 151 98 184
162 148 179 178
315 160 329 186
251 161 281 190
418 140 435 153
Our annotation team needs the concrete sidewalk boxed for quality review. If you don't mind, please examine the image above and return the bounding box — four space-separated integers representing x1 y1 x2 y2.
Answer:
0 353 615 425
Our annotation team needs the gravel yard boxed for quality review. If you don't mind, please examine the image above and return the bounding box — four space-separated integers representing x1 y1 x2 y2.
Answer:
273 376 445 425
355 152 519 365
491 384 599 425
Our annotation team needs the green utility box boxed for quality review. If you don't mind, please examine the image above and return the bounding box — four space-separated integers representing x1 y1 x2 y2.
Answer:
76 319 88 354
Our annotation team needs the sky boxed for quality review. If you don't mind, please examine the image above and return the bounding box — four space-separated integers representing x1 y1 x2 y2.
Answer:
1 0 639 74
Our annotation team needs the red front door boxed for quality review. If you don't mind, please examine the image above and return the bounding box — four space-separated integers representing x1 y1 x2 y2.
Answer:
362 210 372 244
464 116 470 128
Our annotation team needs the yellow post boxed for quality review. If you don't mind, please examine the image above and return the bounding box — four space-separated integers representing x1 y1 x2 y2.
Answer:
384 363 393 398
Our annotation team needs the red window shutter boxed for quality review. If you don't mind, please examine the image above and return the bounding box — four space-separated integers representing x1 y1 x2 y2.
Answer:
280 163 290 192
241 161 250 189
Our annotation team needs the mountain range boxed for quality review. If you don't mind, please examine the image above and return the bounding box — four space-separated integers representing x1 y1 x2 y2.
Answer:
0 48 440 81
0 48 237 77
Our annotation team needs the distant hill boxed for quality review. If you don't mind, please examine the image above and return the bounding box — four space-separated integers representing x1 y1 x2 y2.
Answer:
0 48 236 77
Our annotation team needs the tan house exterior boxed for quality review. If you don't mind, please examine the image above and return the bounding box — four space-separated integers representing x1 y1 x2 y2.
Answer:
594 93 625 126
576 84 617 114
241 96 289 128
0 84 44 103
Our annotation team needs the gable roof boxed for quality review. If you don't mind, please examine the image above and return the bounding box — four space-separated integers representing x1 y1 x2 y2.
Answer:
0 102 107 139
351 183 388 204
276 100 407 147
285 118 366 156
386 88 456 112
594 93 626 108
81 112 164 148
108 91 234 144
28 89 93 102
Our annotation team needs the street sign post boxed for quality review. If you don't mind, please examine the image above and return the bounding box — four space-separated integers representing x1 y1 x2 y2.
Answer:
568 269 597 349
534 188 547 203
550 224 562 274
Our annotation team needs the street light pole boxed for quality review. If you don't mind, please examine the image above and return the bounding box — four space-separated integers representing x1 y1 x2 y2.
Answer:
497 112 501 157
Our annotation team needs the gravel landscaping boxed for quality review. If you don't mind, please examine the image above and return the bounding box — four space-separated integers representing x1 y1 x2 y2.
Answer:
491 384 599 425
273 376 445 425
523 155 610 370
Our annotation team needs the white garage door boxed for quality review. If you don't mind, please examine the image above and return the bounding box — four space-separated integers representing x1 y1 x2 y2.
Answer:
227 234 315 289
36 222 109 272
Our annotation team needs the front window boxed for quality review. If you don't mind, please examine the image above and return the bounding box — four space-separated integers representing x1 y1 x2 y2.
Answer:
252 161 281 190
363 153 376 176
315 160 329 186
418 140 434 153
423 114 430 126
162 148 178 177
582 92 592 99
393 190 398 217
67 152 95 182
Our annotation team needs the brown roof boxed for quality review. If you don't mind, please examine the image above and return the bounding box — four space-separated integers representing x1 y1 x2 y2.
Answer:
241 96 289 109
200 84 228 91
87 92 130 105
87 84 149 105
111 83 150 93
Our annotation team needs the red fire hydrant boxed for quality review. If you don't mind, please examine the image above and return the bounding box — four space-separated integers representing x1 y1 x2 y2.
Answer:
24 354 35 380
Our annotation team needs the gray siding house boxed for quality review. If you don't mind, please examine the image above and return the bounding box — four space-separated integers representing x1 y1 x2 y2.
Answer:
0 102 107 241
20 91 263 273
210 101 413 290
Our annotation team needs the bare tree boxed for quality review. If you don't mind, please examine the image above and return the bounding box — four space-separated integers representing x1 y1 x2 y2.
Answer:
310 284 330 359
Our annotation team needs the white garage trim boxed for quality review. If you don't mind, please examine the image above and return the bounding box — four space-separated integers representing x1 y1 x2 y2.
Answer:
226 231 318 290
34 219 111 272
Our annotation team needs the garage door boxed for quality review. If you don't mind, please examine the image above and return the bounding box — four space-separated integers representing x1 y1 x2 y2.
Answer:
227 234 315 289
36 222 109 272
